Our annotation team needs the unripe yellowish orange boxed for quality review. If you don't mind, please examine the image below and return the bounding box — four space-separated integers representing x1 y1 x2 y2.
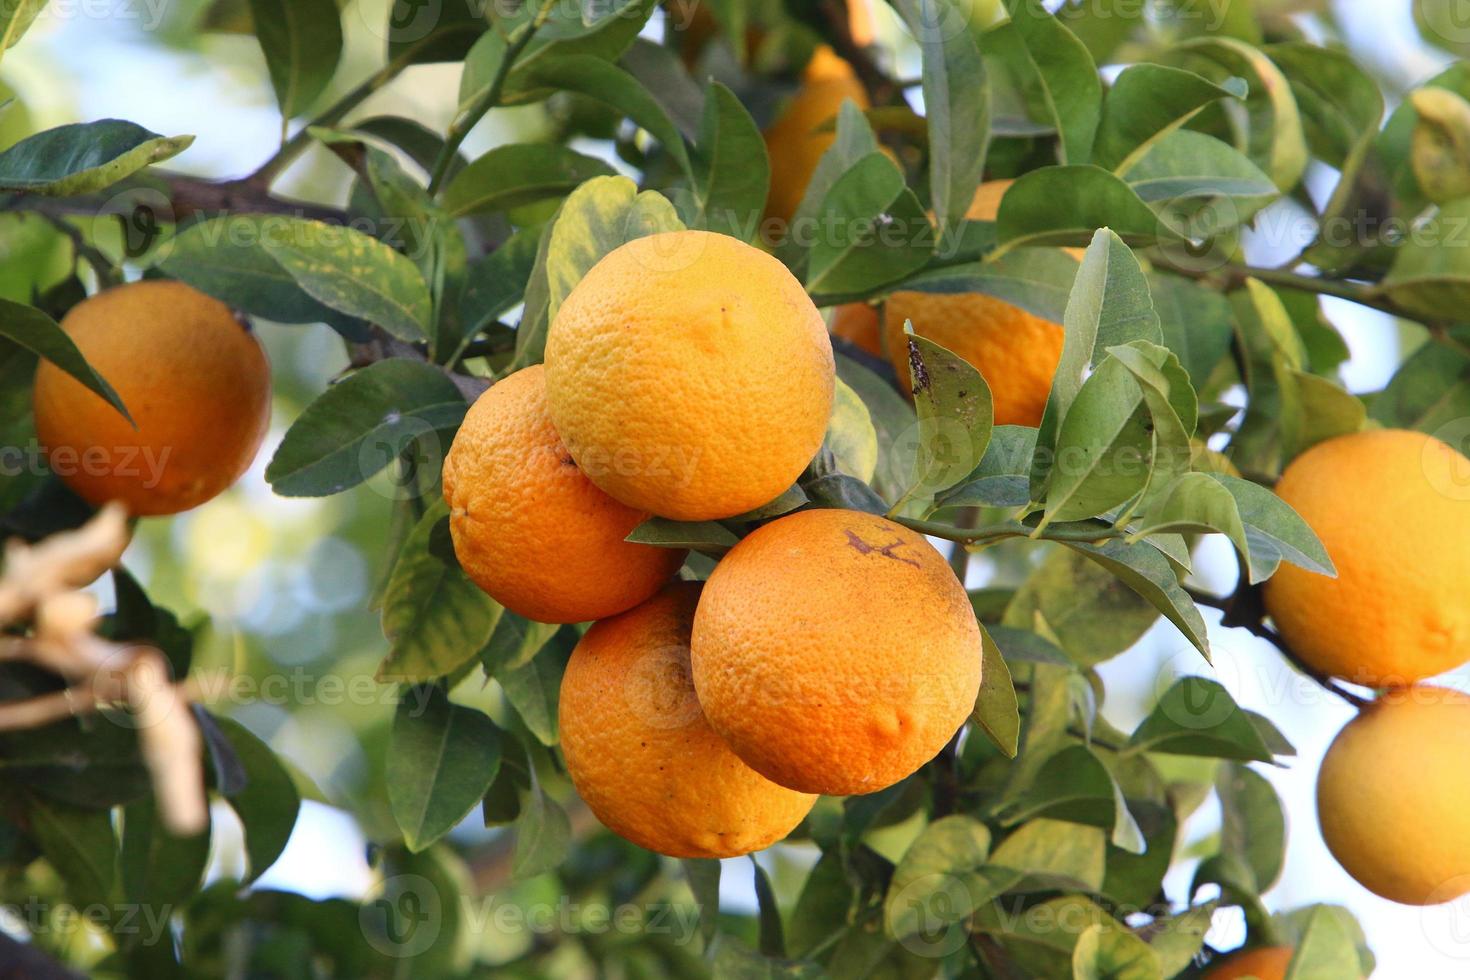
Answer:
691 508 981 795
1263 428 1470 686
544 231 834 521
762 47 870 226
32 280 271 516
1202 946 1294 980
1317 685 1470 905
559 582 816 857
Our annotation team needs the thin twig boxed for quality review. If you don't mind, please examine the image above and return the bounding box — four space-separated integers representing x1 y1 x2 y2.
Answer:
427 0 559 196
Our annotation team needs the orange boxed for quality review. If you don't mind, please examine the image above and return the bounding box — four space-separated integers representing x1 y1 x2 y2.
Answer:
32 280 270 516
1202 946 1294 980
691 508 981 795
1262 429 1470 686
762 46 870 226
828 302 883 358
559 582 816 857
441 365 685 624
1317 685 1470 905
865 180 1069 427
544 230 834 521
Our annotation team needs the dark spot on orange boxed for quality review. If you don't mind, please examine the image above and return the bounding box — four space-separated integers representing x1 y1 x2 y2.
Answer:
843 529 921 568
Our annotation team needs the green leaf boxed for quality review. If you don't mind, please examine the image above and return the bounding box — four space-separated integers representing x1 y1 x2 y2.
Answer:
1072 923 1163 980
689 83 770 240
158 216 363 335
1092 63 1246 175
897 331 994 506
1002 0 1101 166
626 516 737 553
388 686 503 852
1207 472 1334 583
378 505 504 683
942 425 1037 509
387 0 487 65
1380 194 1470 318
1265 42 1383 170
1282 905 1367 980
1279 368 1366 461
1043 357 1155 523
0 0 46 58
495 631 571 746
1372 338 1470 434
512 175 683 369
896 247 1080 324
1127 677 1277 761
259 218 432 342
884 815 994 939
1146 905 1212 977
456 227 539 362
1149 272 1234 389
266 359 465 497
1033 229 1160 498
212 715 300 882
972 625 1019 758
1001 551 1161 667
516 0 656 74
995 166 1171 251
997 744 1144 853
781 101 881 268
0 296 130 422
895 0 988 235
27 794 117 908
751 857 785 957
441 143 616 217
805 154 933 296
1063 538 1209 658
838 351 917 503
479 613 560 674
248 0 342 120
513 771 571 880
683 858 721 946
120 796 210 910
990 818 1106 891
1126 129 1279 221
1166 37 1308 190
822 377 879 483
1130 472 1249 559
511 55 691 177
0 119 193 196
1217 763 1286 893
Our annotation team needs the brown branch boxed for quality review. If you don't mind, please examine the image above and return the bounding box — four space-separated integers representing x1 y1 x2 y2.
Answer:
347 328 491 401
1185 585 1372 709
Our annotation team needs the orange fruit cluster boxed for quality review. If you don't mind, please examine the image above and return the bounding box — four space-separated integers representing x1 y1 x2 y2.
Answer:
445 229 983 857
1261 429 1470 905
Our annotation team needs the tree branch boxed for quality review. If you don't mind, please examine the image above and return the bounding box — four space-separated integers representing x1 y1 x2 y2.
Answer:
1185 584 1371 709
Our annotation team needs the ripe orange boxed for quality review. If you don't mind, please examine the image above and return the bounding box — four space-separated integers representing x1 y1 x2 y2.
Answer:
870 180 1069 427
544 230 834 521
441 365 685 624
690 508 981 795
762 46 870 226
559 581 816 857
1262 429 1470 686
828 302 883 358
1317 685 1470 905
1202 946 1294 980
32 280 270 516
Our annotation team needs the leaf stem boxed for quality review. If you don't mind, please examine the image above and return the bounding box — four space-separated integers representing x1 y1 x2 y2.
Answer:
893 515 1119 546
426 0 558 197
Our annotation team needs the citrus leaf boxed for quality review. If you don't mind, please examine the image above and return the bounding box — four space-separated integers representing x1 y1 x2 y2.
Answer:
805 153 933 296
971 625 1019 758
267 359 466 497
211 715 300 883
388 686 502 852
1062 537 1209 658
248 0 343 120
512 772 571 880
689 82 769 239
442 143 616 217
995 165 1170 251
27 795 117 909
1092 62 1246 175
259 218 432 342
0 119 193 196
1002 0 1102 166
378 505 504 683
1072 923 1162 980
1127 677 1277 761
0 297 131 423
898 331 993 506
